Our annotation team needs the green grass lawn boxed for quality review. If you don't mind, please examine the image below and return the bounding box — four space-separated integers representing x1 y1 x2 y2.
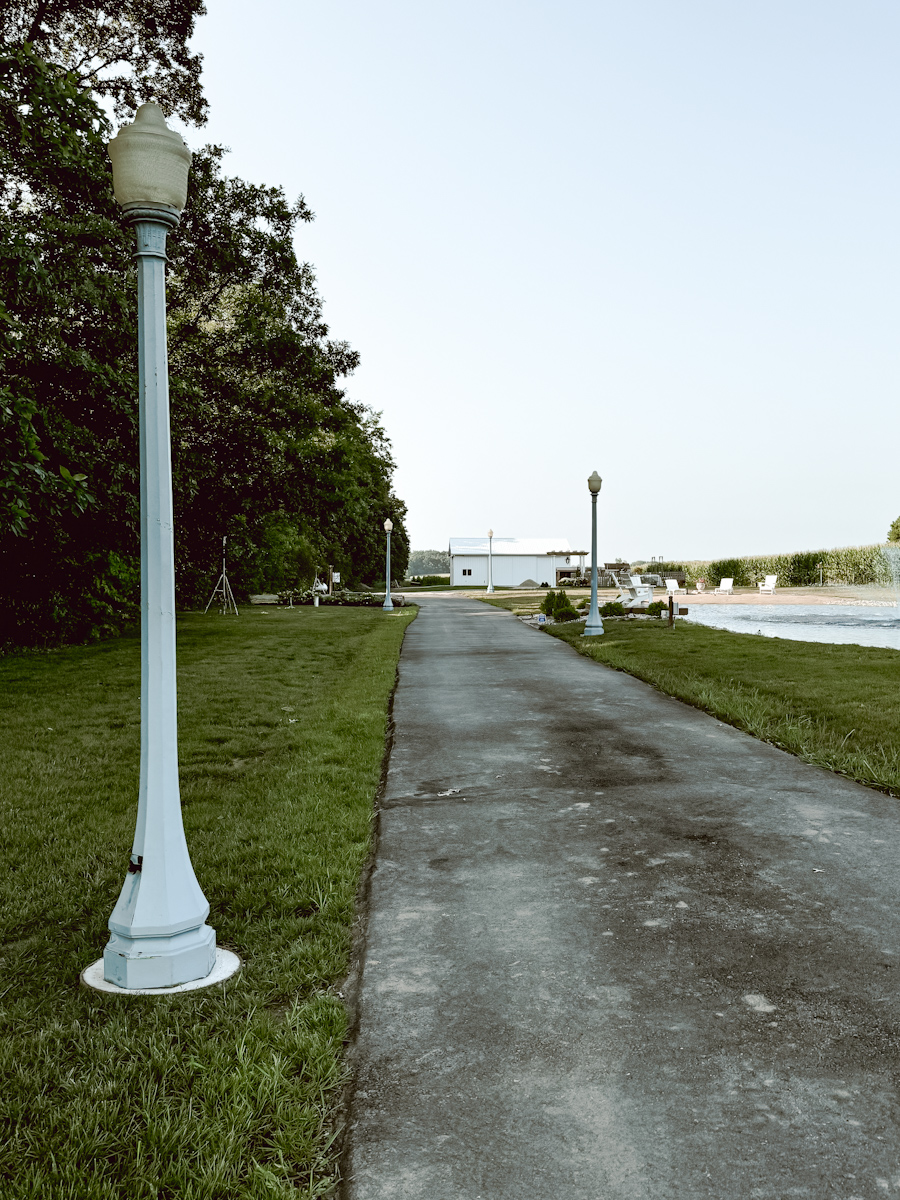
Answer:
0 605 415 1199
482 597 900 796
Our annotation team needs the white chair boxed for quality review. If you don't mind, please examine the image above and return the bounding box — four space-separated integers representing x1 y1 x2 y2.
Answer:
615 576 654 609
758 575 777 594
665 578 687 596
714 577 734 595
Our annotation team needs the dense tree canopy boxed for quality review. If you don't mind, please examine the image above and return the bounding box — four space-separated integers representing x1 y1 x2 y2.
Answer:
2 0 208 123
0 15 409 645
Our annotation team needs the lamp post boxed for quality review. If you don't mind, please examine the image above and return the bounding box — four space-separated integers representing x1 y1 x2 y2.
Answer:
486 528 494 593
383 519 394 611
583 471 604 637
95 104 221 990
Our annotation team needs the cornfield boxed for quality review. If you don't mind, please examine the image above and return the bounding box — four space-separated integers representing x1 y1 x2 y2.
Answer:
651 545 893 589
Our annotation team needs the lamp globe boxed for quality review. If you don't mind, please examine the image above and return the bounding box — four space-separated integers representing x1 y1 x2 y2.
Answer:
107 102 191 213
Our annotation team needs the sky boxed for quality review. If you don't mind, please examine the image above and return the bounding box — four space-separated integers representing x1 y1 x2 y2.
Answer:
180 0 900 562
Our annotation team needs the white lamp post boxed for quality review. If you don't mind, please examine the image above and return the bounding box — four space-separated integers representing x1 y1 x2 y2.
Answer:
486 528 494 593
92 104 225 990
383 519 394 611
583 471 604 637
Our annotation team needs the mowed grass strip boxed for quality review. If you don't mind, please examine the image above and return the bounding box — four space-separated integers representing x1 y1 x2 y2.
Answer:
0 605 415 1199
482 596 900 795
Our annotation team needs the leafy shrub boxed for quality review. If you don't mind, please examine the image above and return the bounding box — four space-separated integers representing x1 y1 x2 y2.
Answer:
275 588 404 607
539 589 579 620
646 600 667 616
600 601 626 617
889 518 900 543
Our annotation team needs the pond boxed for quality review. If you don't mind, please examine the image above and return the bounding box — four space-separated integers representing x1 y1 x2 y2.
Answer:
684 604 900 651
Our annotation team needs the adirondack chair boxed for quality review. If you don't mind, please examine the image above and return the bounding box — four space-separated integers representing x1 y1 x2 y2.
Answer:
758 575 777 594
714 577 734 595
615 575 654 609
665 578 687 596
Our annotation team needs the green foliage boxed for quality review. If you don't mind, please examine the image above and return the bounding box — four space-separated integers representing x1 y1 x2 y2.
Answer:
888 517 900 543
0 44 142 643
410 575 449 586
2 0 209 125
0 606 415 1197
708 558 751 588
231 516 317 596
408 549 450 574
646 600 667 616
600 601 626 617
276 588 406 608
539 589 578 621
706 546 889 589
0 39 410 642
164 144 409 602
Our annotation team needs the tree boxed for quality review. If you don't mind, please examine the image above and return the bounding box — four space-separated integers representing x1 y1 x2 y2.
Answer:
164 146 408 600
888 517 900 543
0 44 141 642
2 0 207 124
408 550 450 574
0 21 410 643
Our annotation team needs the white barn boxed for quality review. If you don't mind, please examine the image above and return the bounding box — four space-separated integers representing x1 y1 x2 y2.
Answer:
449 537 586 588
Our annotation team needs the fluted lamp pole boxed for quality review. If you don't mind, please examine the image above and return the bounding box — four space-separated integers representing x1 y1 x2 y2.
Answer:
83 104 237 993
486 528 494 593
383 519 394 611
583 471 604 637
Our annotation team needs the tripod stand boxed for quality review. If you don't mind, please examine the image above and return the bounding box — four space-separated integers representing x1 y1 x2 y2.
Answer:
204 536 239 616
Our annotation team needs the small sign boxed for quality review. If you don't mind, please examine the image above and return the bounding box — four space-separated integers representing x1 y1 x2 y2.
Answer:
332 572 340 583
537 614 547 624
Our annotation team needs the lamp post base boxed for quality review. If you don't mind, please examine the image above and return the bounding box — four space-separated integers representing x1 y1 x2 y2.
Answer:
583 621 604 637
102 922 216 990
83 946 239 995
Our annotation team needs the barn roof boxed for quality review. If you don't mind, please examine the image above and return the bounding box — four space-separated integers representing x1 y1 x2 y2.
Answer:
448 537 575 556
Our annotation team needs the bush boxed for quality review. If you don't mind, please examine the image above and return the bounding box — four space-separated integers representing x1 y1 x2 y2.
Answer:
646 600 667 617
275 588 406 608
540 590 558 616
539 589 579 621
600 601 626 617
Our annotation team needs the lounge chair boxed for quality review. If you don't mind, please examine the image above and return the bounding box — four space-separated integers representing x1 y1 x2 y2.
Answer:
714 577 734 595
758 575 777 594
665 578 687 596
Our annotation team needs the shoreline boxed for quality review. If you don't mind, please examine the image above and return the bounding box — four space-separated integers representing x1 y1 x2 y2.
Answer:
424 585 899 607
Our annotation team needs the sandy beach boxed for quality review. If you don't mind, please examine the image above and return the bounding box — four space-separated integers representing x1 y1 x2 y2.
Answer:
426 584 898 607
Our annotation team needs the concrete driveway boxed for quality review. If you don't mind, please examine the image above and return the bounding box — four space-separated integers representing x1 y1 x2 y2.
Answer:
341 596 900 1199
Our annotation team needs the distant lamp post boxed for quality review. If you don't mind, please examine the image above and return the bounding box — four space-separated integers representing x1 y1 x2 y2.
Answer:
383 519 394 611
87 103 231 992
583 471 604 637
486 528 494 593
